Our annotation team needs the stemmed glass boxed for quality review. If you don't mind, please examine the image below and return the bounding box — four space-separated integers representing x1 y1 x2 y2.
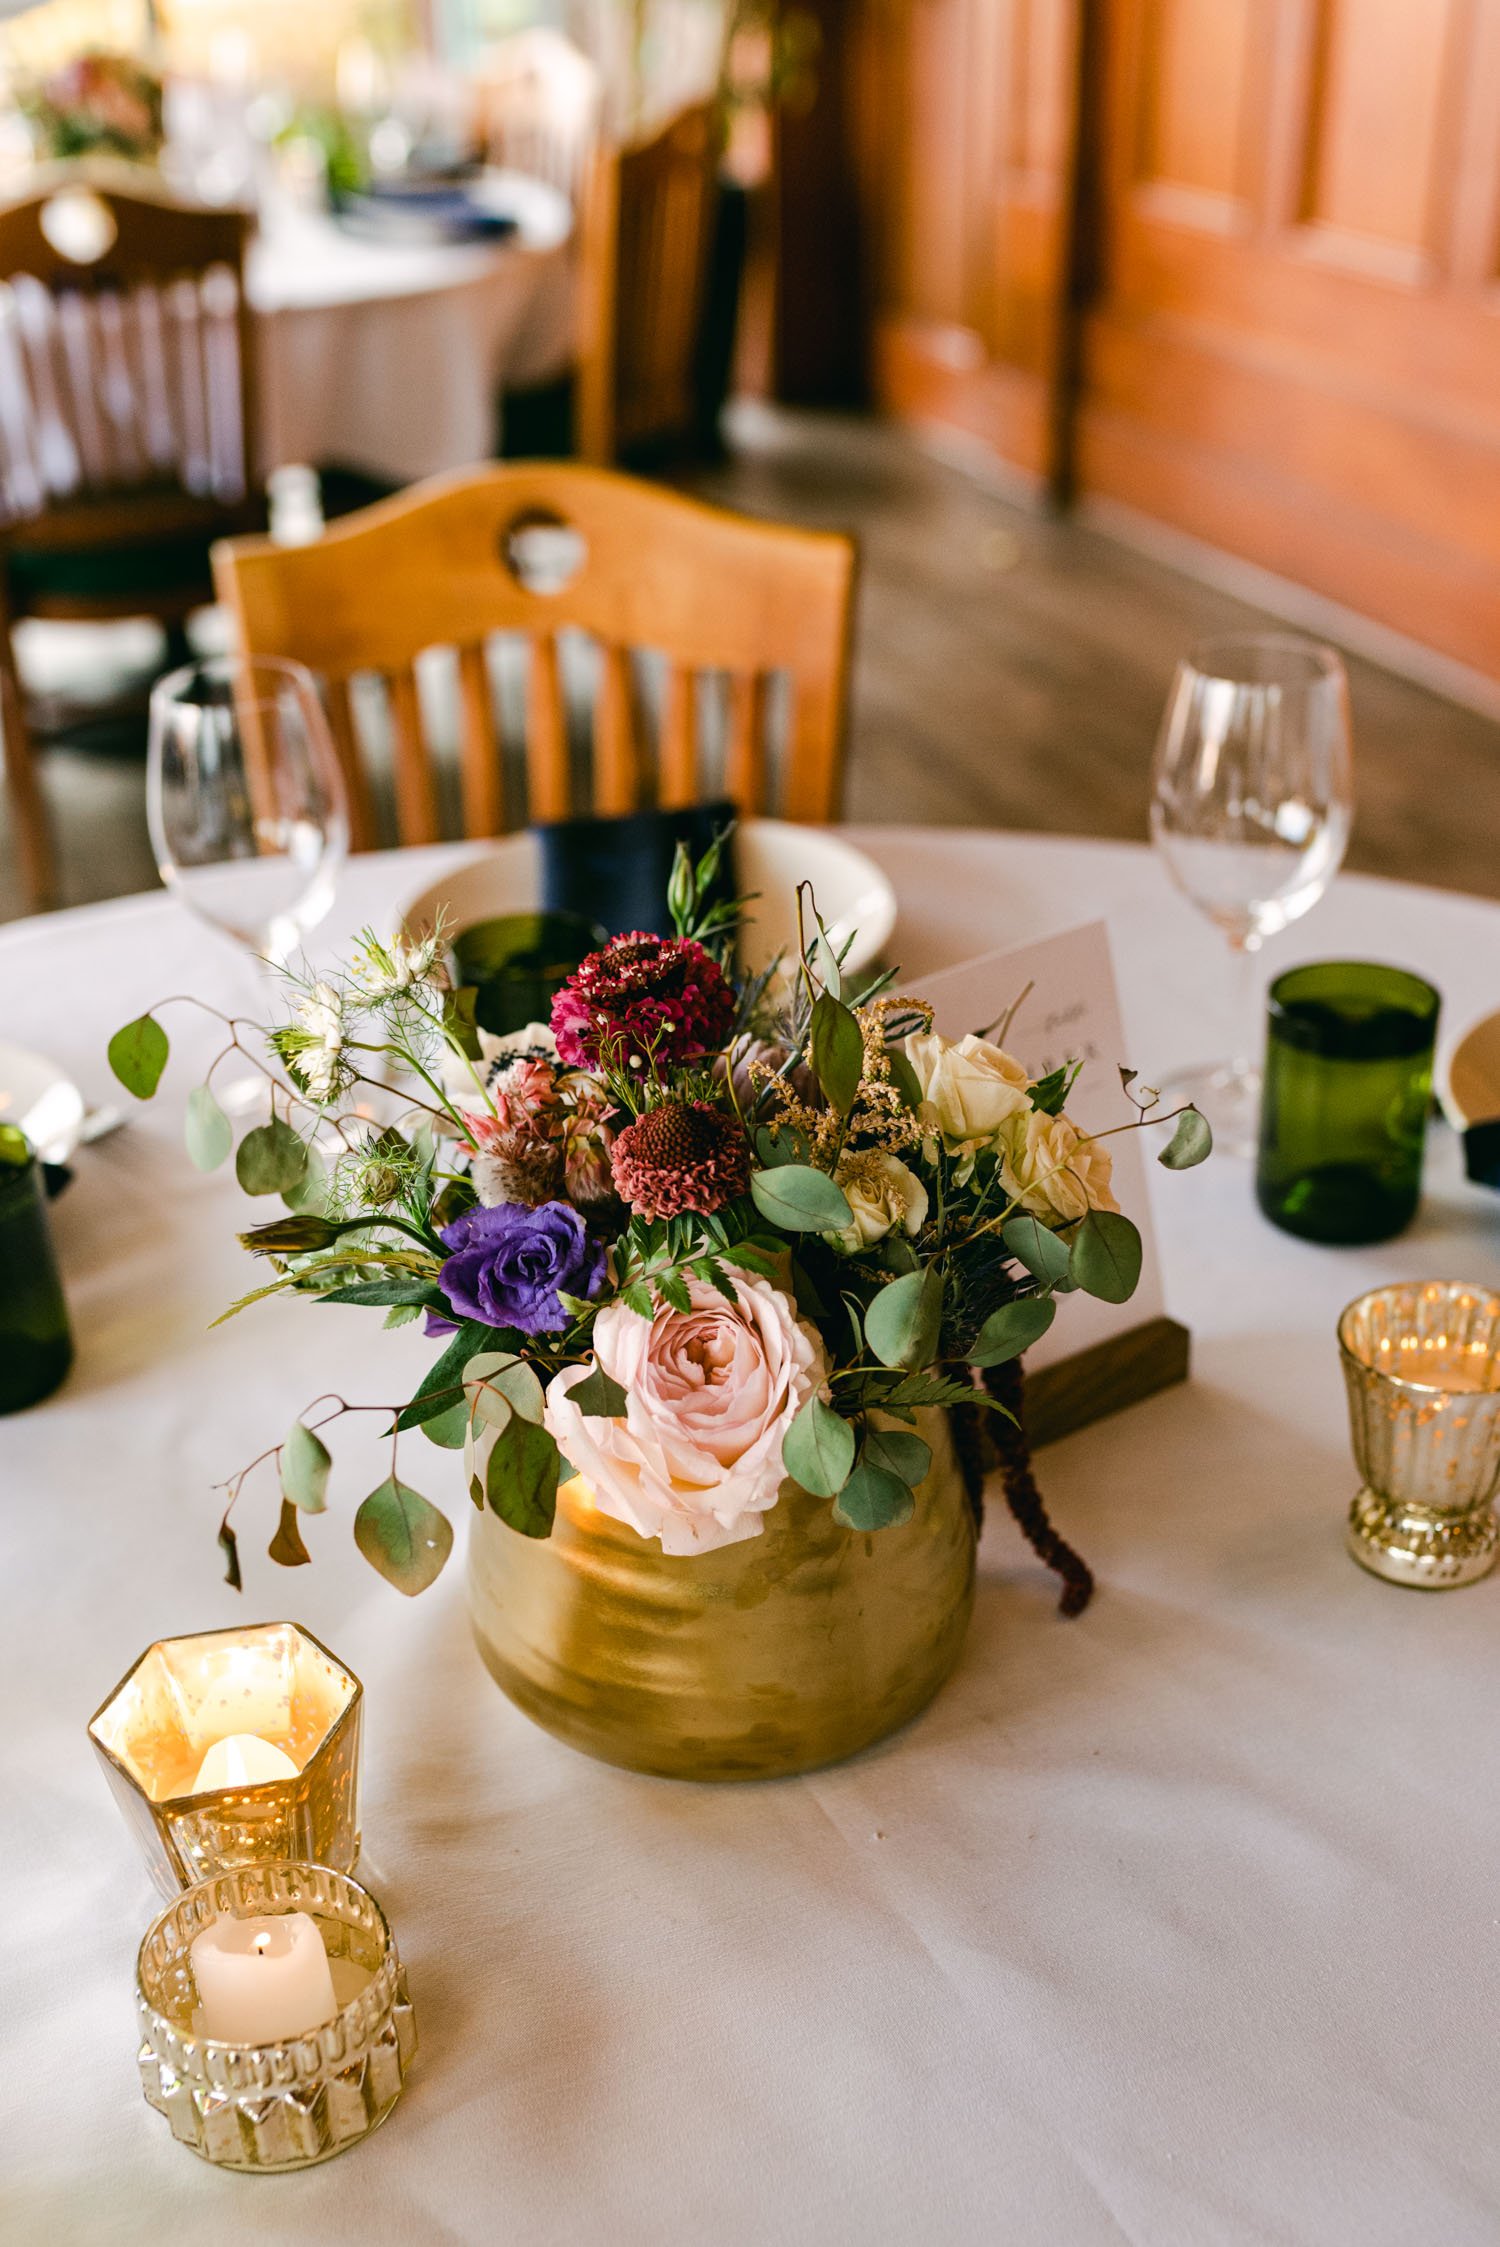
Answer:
1151 633 1354 1157
147 655 348 1101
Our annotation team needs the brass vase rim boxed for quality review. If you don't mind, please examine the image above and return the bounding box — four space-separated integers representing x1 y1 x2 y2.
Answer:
88 1618 363 1808
136 1859 398 2063
1337 1280 1500 1394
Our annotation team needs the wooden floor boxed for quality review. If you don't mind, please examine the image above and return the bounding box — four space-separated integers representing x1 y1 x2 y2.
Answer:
3 408 1497 922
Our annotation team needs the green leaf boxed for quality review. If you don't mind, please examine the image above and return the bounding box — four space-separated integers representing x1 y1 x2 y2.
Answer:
862 1426 932 1487
384 1303 422 1330
1002 1213 1074 1289
1159 1106 1213 1170
235 1118 309 1197
443 983 481 1059
279 1421 330 1513
833 1463 915 1532
969 1293 1056 1368
753 1123 810 1170
394 1320 497 1432
465 1350 545 1427
108 1013 169 1100
283 1148 332 1217
810 992 864 1114
217 1519 242 1592
864 1265 944 1371
185 1084 232 1171
1069 1209 1143 1304
485 1416 560 1539
420 1396 469 1449
782 1396 856 1498
569 1364 628 1418
887 1050 925 1112
321 1278 446 1308
750 1164 852 1233
353 1476 453 1595
1028 1062 1078 1118
268 1498 311 1568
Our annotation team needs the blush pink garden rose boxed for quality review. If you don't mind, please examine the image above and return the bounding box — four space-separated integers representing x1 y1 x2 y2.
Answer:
545 1271 827 1555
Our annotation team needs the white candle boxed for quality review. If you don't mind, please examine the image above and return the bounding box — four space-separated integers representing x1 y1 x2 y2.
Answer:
190 1912 338 2044
191 1734 300 1793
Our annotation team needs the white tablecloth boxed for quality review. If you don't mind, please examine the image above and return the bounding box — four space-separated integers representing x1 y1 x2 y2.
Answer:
246 177 574 484
5 829 1500 2247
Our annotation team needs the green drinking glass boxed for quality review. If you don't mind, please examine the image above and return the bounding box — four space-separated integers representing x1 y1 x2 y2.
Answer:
1256 962 1440 1245
0 1126 74 1412
451 912 606 1040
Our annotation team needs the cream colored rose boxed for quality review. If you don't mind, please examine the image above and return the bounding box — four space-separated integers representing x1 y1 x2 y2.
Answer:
826 1153 929 1255
544 1270 826 1555
1000 1108 1119 1227
905 1031 1031 1155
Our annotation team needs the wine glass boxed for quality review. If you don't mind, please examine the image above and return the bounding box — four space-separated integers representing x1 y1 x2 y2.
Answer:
147 654 347 971
1151 633 1354 1157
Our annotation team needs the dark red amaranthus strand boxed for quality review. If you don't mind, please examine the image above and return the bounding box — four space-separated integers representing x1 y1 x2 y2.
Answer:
978 1359 1096 1618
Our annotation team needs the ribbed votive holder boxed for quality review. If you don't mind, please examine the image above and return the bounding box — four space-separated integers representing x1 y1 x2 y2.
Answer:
1339 1280 1500 1588
89 1622 362 1900
136 1861 416 2172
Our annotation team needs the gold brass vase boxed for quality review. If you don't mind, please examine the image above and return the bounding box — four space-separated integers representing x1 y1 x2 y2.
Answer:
468 1409 976 1779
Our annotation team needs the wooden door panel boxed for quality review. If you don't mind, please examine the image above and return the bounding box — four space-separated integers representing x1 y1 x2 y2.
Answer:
1135 0 1255 222
1297 0 1461 267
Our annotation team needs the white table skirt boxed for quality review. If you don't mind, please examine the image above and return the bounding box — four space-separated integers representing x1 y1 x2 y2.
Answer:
246 179 575 485
5 829 1500 2246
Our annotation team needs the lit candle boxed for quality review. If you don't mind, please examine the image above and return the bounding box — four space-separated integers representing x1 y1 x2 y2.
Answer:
191 1734 300 1794
190 1912 338 2045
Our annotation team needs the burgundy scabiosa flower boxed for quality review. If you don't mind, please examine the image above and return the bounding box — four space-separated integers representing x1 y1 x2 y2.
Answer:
610 1100 752 1220
550 932 736 1075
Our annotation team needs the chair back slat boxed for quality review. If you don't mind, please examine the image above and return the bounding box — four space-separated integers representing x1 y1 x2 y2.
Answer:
323 674 377 853
213 463 857 847
458 641 507 836
726 669 769 811
658 662 697 807
526 631 571 821
593 640 639 813
386 668 442 845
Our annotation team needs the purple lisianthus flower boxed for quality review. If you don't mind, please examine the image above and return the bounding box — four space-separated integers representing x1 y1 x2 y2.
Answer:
435 1200 604 1336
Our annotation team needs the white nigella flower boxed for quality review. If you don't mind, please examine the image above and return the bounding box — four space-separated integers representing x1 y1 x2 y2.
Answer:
297 980 348 1103
350 930 443 1001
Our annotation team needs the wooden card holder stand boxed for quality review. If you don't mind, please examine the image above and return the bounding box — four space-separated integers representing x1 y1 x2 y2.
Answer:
1025 1317 1191 1449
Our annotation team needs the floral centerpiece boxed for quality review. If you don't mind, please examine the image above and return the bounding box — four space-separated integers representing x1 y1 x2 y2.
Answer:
19 50 164 166
109 841 1208 1773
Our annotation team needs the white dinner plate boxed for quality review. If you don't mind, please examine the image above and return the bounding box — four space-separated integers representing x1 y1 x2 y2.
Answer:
0 1040 87 1162
399 819 897 982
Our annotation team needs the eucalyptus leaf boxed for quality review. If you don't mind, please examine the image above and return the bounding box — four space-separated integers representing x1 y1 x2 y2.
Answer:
485 1415 561 1538
833 1462 915 1532
268 1498 312 1568
1159 1106 1213 1170
108 1013 168 1100
864 1265 944 1371
969 1292 1056 1368
750 1164 852 1233
463 1350 545 1424
353 1475 453 1595
810 991 864 1114
420 1396 469 1449
394 1319 498 1432
862 1426 932 1488
279 1420 330 1514
1001 1213 1074 1289
569 1364 628 1418
217 1519 242 1592
753 1123 810 1170
782 1396 856 1498
1069 1209 1143 1303
235 1118 308 1198
185 1084 232 1171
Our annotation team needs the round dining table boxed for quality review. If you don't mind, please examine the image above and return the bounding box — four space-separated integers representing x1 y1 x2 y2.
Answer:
246 176 575 485
4 827 1499 2246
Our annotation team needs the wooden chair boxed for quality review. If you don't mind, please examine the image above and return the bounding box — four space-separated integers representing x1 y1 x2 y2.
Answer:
212 461 857 849
576 102 720 466
0 167 260 909
474 30 603 205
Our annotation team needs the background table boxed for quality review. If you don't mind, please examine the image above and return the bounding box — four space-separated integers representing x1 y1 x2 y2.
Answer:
5 829 1500 2246
247 177 574 484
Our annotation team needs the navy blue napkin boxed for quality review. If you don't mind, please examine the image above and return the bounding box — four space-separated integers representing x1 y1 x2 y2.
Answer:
1464 1120 1500 1191
534 801 738 941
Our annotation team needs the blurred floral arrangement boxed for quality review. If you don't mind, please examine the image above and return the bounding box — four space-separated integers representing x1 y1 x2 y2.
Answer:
19 48 163 164
108 836 1209 1596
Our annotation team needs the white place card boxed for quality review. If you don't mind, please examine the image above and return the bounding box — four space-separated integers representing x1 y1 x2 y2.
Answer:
914 920 1168 1369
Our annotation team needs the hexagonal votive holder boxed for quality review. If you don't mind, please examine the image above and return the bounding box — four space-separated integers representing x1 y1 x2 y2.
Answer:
1339 1280 1500 1588
89 1623 362 1900
137 1861 415 2172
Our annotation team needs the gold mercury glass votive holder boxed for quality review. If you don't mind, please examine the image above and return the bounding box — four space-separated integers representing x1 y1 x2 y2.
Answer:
136 1861 416 2172
88 1622 362 1901
1339 1280 1500 1588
